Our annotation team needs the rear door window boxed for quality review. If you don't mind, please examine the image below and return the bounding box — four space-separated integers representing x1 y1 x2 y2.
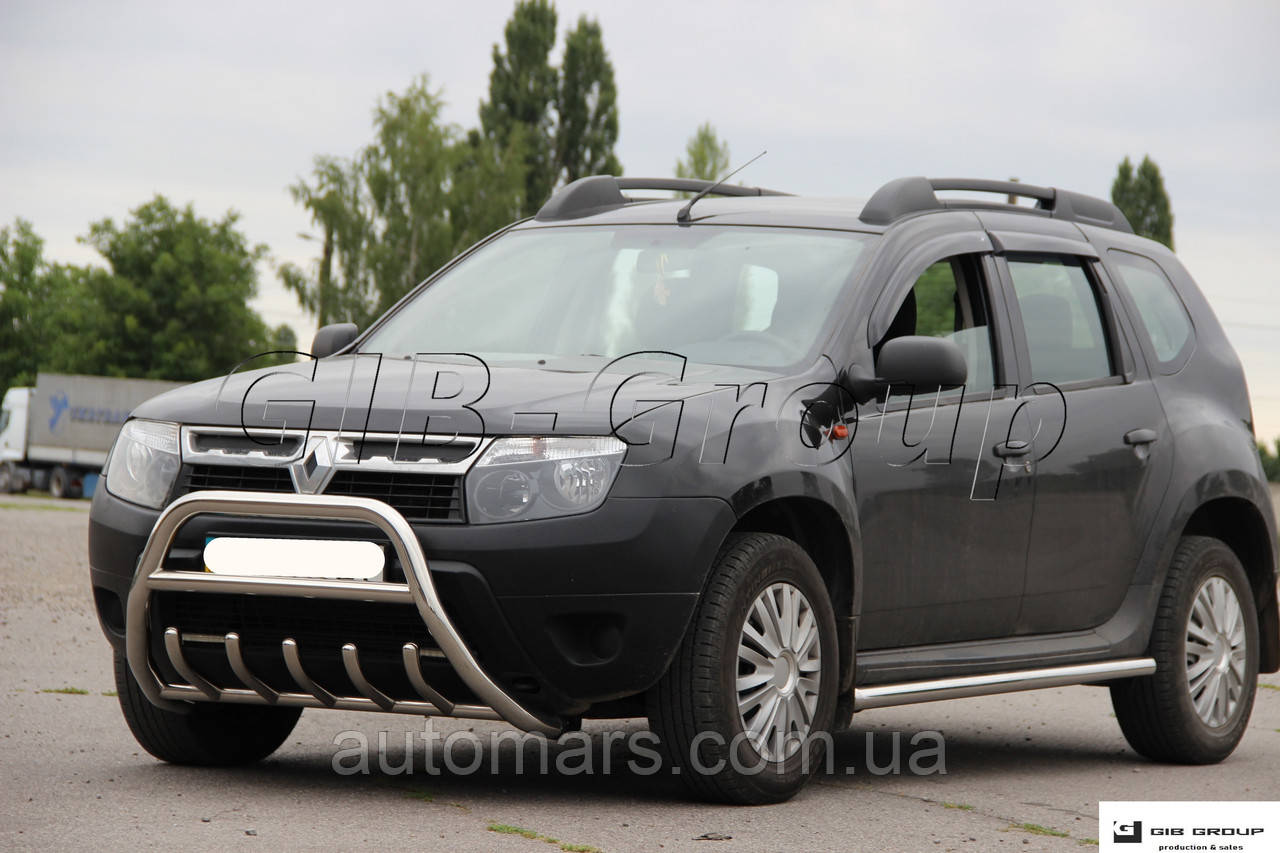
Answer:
1006 256 1114 385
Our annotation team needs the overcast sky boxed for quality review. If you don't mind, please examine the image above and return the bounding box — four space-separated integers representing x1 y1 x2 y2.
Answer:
4 0 1279 436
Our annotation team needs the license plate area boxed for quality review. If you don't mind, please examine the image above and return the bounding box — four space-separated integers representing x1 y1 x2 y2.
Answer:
203 537 386 581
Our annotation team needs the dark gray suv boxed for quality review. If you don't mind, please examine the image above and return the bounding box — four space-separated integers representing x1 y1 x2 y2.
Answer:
89 175 1278 804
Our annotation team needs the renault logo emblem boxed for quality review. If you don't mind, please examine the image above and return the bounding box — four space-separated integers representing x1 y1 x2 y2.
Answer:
290 435 337 494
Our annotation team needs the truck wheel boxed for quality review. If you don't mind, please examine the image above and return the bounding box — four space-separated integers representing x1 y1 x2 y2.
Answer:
49 465 69 499
0 463 14 493
647 533 839 804
1110 535 1259 764
114 651 301 765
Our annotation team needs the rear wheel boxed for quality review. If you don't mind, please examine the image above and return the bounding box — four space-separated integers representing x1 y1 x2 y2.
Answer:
647 533 839 804
1111 536 1259 764
49 465 69 499
114 650 301 765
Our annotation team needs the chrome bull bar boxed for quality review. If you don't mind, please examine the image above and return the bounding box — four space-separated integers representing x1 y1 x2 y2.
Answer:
125 489 562 737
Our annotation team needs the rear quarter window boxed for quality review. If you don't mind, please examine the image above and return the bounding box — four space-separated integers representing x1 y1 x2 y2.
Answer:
1108 250 1194 372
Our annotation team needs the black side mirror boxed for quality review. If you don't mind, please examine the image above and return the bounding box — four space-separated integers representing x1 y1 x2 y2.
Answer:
310 323 359 359
875 335 967 388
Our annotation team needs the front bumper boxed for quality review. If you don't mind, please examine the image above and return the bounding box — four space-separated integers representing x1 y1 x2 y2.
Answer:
91 487 735 725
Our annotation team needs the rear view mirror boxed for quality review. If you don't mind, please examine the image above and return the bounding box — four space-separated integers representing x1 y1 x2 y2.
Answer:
310 323 359 359
875 335 967 388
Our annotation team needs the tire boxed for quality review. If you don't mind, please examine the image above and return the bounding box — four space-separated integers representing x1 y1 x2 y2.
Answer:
646 532 840 804
114 650 302 765
0 462 13 494
48 465 68 499
1111 535 1259 764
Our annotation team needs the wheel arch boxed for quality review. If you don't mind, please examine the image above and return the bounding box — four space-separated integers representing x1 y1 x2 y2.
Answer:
1182 495 1280 673
729 495 858 691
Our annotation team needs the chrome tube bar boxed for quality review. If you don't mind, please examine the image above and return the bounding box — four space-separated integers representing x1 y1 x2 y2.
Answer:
157 685 504 719
282 639 337 706
342 644 396 711
163 628 219 700
146 570 414 604
224 633 278 703
127 490 561 736
402 643 455 715
853 658 1157 710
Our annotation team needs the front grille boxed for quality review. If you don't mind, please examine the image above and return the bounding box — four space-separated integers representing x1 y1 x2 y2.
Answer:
178 464 465 522
325 470 463 522
181 464 294 493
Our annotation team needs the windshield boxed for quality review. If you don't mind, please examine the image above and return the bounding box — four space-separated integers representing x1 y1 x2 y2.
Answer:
360 225 876 369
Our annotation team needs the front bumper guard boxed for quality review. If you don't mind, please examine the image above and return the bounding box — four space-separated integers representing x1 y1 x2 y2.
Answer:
124 489 562 737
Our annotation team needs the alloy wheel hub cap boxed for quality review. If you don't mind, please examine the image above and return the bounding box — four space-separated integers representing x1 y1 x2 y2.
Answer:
736 581 822 762
1185 576 1247 728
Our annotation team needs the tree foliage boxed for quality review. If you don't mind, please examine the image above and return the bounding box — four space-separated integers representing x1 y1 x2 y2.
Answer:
285 5 624 328
73 197 288 380
557 17 621 182
1260 439 1280 483
1 203 292 396
281 77 528 329
478 2 622 216
480 0 560 215
675 122 731 184
1111 155 1175 249
0 221 79 394
279 156 371 328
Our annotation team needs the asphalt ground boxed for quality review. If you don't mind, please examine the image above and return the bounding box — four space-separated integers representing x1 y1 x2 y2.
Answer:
2 489 1278 851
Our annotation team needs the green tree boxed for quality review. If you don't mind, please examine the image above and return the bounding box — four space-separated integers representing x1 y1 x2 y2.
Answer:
1260 438 1280 482
675 122 731 184
283 76 497 328
1111 155 1175 249
449 127 529 251
556 16 621 182
480 0 559 216
68 197 288 380
0 220 78 395
279 156 373 328
363 78 458 316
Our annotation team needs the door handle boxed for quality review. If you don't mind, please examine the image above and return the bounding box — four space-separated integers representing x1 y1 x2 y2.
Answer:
993 440 1031 458
1124 428 1158 446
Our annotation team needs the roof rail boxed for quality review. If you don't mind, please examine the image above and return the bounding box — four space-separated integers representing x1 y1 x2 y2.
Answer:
859 177 1133 234
535 175 789 222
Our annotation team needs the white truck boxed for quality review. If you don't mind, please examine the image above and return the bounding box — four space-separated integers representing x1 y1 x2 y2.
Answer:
0 373 182 498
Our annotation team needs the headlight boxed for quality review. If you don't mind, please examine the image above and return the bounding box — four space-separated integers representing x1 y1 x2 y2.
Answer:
467 436 626 523
104 419 182 509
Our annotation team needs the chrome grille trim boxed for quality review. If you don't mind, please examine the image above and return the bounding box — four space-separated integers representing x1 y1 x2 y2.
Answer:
126 490 560 736
181 426 490 476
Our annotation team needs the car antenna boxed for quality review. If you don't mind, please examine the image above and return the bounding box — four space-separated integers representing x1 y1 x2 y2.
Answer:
676 150 767 223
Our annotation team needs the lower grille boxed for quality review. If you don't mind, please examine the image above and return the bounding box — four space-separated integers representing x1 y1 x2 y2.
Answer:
153 591 437 654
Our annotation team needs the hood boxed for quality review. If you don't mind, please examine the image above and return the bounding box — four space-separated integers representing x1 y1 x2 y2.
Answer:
132 353 787 437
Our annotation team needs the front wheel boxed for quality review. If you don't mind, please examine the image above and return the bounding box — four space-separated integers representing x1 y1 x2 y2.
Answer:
647 533 840 804
1110 535 1259 764
114 651 301 765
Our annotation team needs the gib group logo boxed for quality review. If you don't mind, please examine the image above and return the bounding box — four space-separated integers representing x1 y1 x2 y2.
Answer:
1100 802 1277 851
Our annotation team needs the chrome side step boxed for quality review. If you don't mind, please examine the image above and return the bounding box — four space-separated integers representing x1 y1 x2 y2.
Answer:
853 658 1157 710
